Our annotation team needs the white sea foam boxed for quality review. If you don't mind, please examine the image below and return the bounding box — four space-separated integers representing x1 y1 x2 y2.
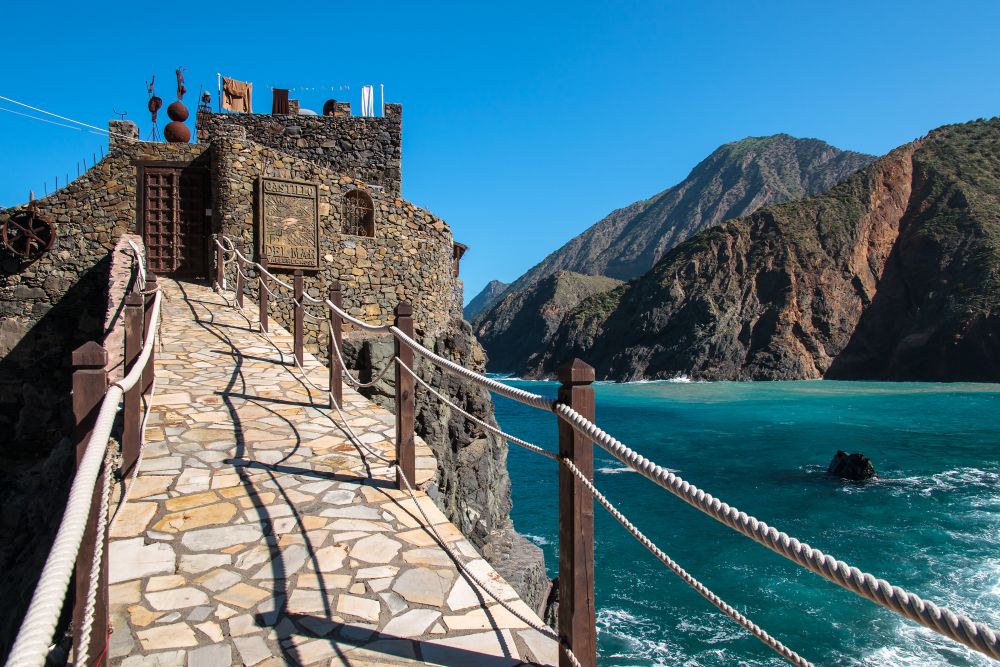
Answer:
597 465 637 475
860 618 997 666
596 607 682 665
524 533 550 547
877 467 1000 497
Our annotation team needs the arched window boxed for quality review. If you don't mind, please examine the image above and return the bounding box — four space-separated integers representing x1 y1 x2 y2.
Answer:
343 189 375 237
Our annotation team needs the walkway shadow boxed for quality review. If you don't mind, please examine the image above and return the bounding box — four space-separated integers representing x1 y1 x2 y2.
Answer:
170 280 534 666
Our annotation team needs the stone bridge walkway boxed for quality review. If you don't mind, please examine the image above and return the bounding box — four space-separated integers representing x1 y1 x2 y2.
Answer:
106 279 556 667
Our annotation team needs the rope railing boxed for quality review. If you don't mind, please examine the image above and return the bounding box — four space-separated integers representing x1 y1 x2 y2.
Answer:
7 289 163 667
210 233 1000 665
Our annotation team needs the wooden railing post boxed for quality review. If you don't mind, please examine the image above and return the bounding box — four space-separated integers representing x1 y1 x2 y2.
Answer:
293 270 304 366
235 240 245 309
122 292 144 479
141 273 157 395
394 302 415 489
71 342 109 667
259 256 269 333
557 358 596 667
328 281 343 409
214 235 224 292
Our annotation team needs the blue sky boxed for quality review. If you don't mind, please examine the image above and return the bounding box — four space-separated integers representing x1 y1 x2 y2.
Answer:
2 1 999 303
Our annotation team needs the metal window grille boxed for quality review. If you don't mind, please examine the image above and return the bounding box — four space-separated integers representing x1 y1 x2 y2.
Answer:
343 190 375 237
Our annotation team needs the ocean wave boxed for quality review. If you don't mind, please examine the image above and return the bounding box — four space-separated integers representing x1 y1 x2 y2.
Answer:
876 467 1000 497
523 533 551 547
805 464 1000 500
597 465 637 475
598 464 679 475
597 608 682 665
625 375 709 384
860 618 997 666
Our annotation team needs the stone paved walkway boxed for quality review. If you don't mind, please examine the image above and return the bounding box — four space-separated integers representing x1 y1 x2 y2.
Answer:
106 279 557 667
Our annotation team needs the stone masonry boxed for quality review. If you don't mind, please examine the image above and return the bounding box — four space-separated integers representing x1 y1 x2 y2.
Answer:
197 106 402 194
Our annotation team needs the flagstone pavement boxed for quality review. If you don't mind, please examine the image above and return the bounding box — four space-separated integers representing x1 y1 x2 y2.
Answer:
106 278 557 667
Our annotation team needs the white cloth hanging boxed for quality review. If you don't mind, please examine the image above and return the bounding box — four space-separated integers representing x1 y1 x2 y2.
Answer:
361 85 374 117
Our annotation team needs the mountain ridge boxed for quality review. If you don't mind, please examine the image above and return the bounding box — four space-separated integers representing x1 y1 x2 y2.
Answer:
464 279 508 320
504 133 875 293
474 133 875 373
473 271 622 374
532 119 1000 381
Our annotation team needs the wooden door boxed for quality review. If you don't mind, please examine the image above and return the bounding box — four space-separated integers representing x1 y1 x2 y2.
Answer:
141 165 210 277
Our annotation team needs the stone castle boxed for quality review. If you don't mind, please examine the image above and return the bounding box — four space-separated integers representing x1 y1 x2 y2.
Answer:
0 101 467 450
0 96 549 653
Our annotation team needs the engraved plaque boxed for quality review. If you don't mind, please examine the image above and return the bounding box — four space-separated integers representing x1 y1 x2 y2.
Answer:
258 177 320 270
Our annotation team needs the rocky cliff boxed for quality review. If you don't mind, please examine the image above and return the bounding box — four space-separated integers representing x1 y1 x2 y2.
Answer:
341 321 551 613
506 134 875 291
463 279 508 320
535 119 1000 382
475 134 872 375
474 271 622 374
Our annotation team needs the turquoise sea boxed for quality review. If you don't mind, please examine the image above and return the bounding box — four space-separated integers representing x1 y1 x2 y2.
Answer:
492 379 1000 666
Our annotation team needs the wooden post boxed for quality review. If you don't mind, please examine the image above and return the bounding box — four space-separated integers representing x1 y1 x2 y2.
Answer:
141 273 157 395
215 235 224 292
328 281 343 409
71 342 109 667
121 292 144 479
259 256 269 333
557 358 596 667
394 302 415 489
235 240 245 309
293 270 304 366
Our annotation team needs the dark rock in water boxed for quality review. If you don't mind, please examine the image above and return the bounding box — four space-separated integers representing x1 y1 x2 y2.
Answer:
828 450 878 481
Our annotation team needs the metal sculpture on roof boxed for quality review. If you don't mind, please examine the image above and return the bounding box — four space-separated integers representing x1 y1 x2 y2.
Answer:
164 67 191 143
146 75 162 142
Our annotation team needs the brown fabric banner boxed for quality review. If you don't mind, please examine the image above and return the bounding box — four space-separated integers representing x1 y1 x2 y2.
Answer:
272 88 289 115
222 77 253 113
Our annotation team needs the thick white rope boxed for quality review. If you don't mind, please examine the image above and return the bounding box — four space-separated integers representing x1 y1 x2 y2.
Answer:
209 234 1000 661
550 402 1000 661
397 359 559 462
75 448 114 667
7 290 162 667
389 325 553 410
328 320 398 389
561 457 812 667
124 239 146 290
399 356 810 666
322 298 392 333
321 359 581 667
393 459 583 667
110 376 158 524
290 353 331 394
301 307 325 323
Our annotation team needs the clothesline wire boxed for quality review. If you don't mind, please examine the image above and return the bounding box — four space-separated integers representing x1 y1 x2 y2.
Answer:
0 94 136 142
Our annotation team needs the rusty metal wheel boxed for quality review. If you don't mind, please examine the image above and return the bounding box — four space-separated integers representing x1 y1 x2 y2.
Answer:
2 210 55 260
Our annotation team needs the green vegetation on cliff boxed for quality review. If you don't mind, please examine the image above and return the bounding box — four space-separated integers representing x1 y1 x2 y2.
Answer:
535 119 1000 382
476 134 874 373
473 271 622 374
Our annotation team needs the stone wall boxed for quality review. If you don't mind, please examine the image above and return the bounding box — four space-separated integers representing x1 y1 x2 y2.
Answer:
211 129 461 351
0 122 206 452
197 104 402 194
0 126 204 659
